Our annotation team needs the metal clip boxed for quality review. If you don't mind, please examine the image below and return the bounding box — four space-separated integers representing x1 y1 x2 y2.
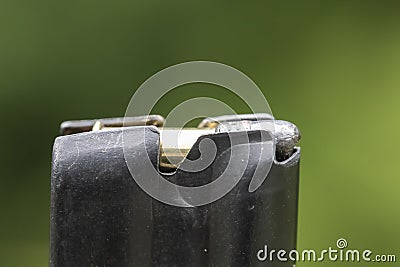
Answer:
60 114 300 170
60 115 164 135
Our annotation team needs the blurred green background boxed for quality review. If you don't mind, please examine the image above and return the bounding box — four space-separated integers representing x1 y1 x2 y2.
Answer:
1 0 399 266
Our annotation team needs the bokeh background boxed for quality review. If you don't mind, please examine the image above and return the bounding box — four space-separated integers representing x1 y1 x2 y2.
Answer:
1 0 399 266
